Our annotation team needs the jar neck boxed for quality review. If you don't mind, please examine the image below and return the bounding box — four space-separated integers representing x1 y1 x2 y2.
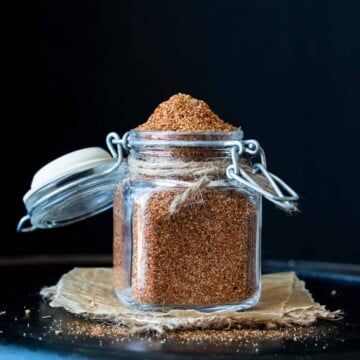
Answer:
127 130 244 162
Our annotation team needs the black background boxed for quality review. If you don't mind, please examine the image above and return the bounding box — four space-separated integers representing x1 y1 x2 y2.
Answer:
5 0 360 263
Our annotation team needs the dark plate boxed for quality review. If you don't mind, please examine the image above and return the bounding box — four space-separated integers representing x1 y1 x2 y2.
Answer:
0 256 359 359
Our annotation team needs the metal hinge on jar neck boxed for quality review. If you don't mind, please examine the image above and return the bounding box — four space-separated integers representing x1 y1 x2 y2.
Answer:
106 132 129 159
226 139 299 211
107 132 299 212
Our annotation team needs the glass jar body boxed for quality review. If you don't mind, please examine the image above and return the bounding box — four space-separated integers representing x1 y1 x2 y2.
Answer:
113 131 262 312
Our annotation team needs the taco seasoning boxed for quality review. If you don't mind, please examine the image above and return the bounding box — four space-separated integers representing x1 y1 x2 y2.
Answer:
17 92 297 312
113 94 264 311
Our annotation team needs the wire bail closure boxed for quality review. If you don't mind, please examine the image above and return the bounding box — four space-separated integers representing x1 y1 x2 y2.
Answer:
226 140 299 211
106 131 130 160
17 130 298 233
107 131 298 211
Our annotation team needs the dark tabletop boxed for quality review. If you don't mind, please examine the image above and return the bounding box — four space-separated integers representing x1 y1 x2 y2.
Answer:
0 256 359 360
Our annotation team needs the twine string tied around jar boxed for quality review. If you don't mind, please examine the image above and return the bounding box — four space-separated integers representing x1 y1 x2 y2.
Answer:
127 157 288 214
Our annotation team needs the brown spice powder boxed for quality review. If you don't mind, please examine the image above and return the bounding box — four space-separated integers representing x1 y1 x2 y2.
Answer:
46 317 338 352
113 93 258 308
131 188 257 306
113 184 130 293
135 93 239 132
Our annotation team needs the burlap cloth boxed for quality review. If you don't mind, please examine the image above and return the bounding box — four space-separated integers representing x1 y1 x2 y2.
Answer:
40 268 341 333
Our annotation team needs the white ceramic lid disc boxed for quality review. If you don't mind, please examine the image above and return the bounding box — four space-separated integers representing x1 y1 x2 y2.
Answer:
30 147 112 192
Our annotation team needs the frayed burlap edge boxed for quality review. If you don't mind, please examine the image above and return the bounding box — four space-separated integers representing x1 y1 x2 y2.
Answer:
40 268 342 334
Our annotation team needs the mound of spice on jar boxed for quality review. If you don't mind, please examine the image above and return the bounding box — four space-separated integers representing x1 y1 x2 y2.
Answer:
135 93 238 132
113 93 261 311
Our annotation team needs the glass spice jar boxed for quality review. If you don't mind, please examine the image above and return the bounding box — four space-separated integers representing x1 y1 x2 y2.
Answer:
17 93 298 313
111 130 298 312
17 128 298 313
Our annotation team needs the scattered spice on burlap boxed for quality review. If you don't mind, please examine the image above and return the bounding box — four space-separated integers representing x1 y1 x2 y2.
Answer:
40 268 341 334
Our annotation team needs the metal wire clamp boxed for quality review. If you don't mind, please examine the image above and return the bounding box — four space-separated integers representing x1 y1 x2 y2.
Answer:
226 140 299 211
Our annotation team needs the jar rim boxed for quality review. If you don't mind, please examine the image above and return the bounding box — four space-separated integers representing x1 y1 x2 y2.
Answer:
128 130 244 148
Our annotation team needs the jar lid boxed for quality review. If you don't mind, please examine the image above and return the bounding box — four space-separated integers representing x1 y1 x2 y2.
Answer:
17 146 126 232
